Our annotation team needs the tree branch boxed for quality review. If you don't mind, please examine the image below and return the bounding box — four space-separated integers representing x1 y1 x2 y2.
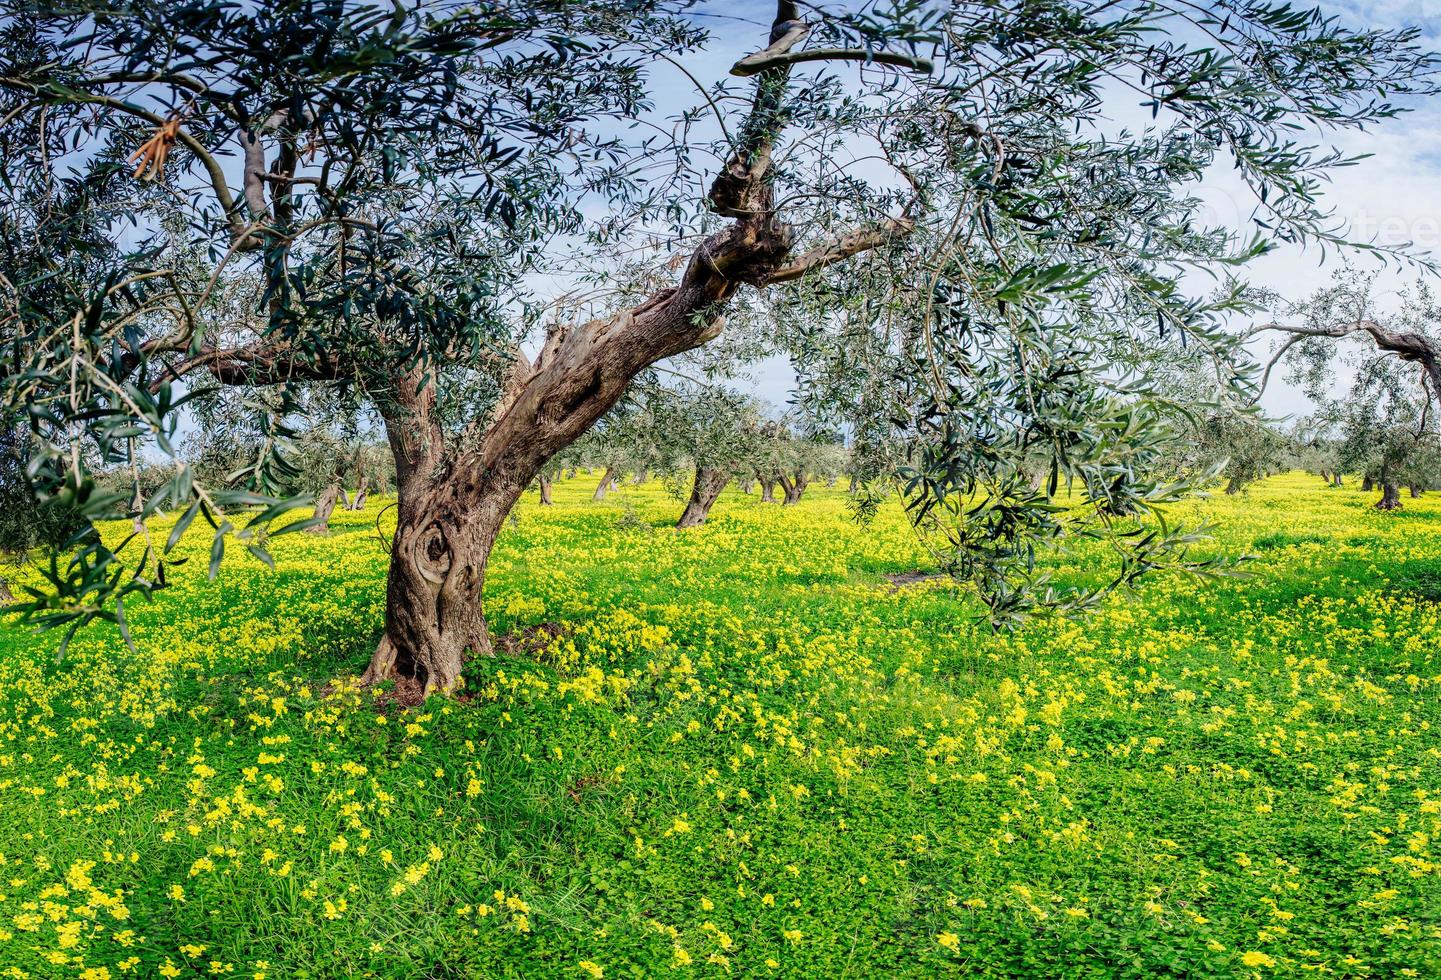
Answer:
732 45 934 78
762 217 916 284
1251 318 1441 404
0 78 241 225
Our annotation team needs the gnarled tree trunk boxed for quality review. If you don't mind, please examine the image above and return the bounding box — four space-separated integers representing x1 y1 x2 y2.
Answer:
777 470 806 505
1409 485 1423 498
538 472 553 506
759 476 777 503
308 483 341 534
593 466 617 501
676 467 729 528
347 475 369 511
1362 475 1374 492
1224 475 1243 495
1376 483 1403 510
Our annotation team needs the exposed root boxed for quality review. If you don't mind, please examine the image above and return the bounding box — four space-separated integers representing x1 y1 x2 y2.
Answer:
360 633 399 687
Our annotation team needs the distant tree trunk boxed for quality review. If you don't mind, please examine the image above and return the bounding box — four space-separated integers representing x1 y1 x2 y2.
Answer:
777 471 806 505
759 475 777 503
1362 475 1374 492
347 475 369 511
1319 469 1331 486
0 577 12 604
676 467 729 528
538 472 553 506
1224 475 1243 494
1376 483 1403 510
565 467 576 479
848 473 859 493
1409 485 1423 499
825 475 838 488
339 488 352 510
1332 473 1343 488
308 483 342 533
593 466 617 501
631 470 647 485
740 477 755 494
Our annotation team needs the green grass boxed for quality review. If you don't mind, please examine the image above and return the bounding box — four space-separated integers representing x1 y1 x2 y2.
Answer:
0 472 1437 978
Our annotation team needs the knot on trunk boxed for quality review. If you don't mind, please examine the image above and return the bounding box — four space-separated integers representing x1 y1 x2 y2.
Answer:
412 523 453 585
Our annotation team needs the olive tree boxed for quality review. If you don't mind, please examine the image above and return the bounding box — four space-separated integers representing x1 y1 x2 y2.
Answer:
646 385 764 528
3 0 1435 687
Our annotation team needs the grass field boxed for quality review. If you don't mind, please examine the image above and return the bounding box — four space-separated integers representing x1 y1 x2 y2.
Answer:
0 472 1437 978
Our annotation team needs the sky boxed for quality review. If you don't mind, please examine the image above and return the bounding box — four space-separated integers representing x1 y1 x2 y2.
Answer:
660 0 1441 423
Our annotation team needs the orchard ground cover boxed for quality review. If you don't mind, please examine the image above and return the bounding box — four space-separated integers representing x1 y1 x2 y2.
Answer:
0 473 1437 979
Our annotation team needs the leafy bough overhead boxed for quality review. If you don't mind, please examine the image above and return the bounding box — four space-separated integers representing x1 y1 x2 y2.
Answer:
0 0 1437 678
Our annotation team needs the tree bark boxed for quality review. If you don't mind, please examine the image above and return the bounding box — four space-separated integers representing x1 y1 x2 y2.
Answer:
1409 485 1423 499
740 477 755 494
593 466 616 501
538 472 553 506
1224 475 1243 495
0 577 12 605
308 483 341 534
1376 483 1403 510
631 470 647 485
848 473 859 494
1362 475 1374 492
759 477 777 503
676 467 729 527
1332 473 1343 487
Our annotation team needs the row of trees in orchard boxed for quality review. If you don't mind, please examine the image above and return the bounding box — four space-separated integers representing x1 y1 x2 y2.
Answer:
3 0 1441 688
544 387 847 526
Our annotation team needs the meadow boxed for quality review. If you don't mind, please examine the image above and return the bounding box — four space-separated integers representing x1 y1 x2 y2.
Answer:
0 472 1437 979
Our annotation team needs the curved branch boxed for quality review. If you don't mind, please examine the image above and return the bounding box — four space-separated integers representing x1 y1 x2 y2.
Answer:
762 217 916 284
1251 318 1441 404
1 78 240 223
732 45 935 78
